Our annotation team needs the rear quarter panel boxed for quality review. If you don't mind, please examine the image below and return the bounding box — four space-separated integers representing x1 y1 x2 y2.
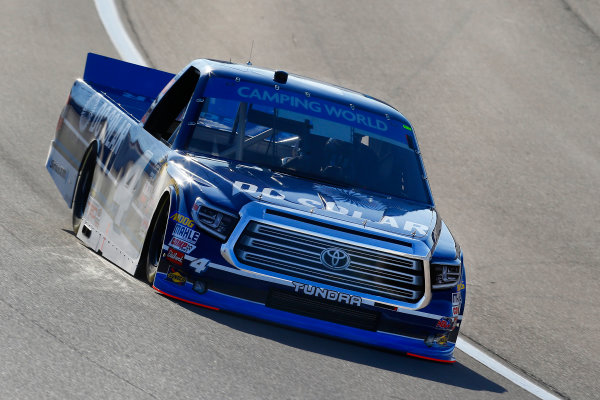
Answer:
47 79 175 275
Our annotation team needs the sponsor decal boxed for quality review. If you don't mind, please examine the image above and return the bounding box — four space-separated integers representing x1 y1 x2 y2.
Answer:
457 280 465 291
452 291 462 316
166 266 186 285
86 197 103 228
233 180 428 235
138 181 153 207
79 94 129 153
173 223 200 243
237 86 389 132
170 213 195 228
232 181 285 200
425 333 449 347
452 292 462 306
292 282 361 306
320 248 351 271
49 159 67 179
452 305 460 317
168 237 196 254
138 217 150 238
313 184 385 211
435 317 457 330
403 221 429 236
166 248 184 266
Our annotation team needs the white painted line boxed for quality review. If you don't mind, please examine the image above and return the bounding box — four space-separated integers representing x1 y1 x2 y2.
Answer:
456 337 561 400
93 0 147 66
96 3 563 399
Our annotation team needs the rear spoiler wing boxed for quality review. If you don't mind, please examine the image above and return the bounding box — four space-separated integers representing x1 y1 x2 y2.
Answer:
82 53 175 120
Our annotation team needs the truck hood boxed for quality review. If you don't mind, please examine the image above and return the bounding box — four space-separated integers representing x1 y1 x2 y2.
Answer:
179 154 436 240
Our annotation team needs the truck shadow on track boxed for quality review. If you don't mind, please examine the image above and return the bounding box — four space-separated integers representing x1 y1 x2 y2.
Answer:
166 295 506 394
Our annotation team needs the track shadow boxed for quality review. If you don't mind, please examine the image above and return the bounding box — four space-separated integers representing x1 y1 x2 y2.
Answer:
162 294 507 394
61 228 77 237
61 235 505 394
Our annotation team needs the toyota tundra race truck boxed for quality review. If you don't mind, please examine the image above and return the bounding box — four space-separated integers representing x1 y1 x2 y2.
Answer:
46 53 466 363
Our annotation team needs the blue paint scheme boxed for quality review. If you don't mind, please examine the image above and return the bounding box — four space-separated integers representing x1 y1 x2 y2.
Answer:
432 222 460 260
154 271 456 360
169 153 435 241
46 53 466 362
83 53 174 120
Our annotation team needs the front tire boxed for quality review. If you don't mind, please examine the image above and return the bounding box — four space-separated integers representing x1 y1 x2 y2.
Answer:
138 198 170 285
72 146 96 234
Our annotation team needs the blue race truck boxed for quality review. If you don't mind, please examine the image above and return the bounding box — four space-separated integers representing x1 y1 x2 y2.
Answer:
46 53 466 362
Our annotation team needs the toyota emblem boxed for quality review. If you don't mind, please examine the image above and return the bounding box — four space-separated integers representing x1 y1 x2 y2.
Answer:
320 248 351 270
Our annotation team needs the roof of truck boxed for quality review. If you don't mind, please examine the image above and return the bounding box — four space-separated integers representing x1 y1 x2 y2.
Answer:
191 59 412 128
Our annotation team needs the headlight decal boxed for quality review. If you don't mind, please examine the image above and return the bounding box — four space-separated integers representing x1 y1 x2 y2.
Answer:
431 262 461 290
191 197 239 241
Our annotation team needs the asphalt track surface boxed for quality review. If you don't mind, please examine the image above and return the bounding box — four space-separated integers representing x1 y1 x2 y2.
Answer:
0 1 598 399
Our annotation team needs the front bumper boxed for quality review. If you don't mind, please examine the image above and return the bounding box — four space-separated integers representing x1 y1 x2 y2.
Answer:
153 259 460 362
154 201 463 363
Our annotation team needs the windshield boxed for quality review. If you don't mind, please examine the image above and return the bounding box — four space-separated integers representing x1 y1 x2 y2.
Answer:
184 78 432 205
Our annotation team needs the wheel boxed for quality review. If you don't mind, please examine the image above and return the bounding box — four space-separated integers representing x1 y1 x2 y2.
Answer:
138 198 170 284
72 146 96 234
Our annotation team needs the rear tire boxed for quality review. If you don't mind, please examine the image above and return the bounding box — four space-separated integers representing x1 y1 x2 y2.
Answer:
138 198 170 285
72 147 96 234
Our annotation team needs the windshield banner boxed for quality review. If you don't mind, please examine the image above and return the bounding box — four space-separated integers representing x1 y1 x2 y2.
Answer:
202 77 399 137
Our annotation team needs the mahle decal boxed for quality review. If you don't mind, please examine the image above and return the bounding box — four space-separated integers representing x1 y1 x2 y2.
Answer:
173 224 200 243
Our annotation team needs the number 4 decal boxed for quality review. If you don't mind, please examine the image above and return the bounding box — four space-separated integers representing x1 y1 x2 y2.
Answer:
190 258 210 273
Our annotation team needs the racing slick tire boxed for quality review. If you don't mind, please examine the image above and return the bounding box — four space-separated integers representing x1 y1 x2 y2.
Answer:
72 145 96 234
137 196 170 285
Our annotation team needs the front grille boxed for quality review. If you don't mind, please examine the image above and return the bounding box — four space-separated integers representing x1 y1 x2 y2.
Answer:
234 221 425 303
266 290 379 331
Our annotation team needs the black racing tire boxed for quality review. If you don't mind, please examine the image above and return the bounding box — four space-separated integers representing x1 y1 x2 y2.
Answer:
138 198 170 285
72 146 96 234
